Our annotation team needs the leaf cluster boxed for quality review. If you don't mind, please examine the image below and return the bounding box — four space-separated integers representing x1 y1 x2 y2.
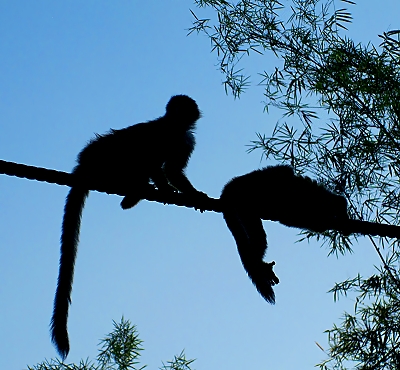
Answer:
189 0 400 243
317 252 400 369
191 0 400 368
27 318 195 370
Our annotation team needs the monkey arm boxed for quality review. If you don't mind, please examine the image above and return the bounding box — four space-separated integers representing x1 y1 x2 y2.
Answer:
150 167 177 192
164 167 198 193
164 166 210 213
162 131 207 195
223 209 279 304
163 152 208 197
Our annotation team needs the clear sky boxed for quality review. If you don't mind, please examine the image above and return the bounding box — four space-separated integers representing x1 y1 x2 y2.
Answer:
1 1 399 369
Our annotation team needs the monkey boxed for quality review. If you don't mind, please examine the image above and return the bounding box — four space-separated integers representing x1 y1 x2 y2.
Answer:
220 165 349 304
51 95 208 359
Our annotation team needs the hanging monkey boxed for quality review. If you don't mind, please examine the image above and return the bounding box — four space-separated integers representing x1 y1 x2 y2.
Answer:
220 165 349 304
51 95 207 359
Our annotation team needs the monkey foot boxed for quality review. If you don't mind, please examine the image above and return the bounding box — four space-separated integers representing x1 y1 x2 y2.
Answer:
120 195 143 209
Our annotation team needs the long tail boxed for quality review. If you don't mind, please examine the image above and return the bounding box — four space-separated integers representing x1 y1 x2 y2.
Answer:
50 186 89 360
222 211 279 304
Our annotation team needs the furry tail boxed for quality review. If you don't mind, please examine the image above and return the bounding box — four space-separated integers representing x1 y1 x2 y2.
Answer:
222 211 279 304
50 186 89 359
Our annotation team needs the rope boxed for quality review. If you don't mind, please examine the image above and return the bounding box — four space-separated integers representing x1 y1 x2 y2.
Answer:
0 159 222 212
1 159 399 238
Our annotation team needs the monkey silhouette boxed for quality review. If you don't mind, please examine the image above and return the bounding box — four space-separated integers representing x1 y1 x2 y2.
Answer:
220 165 349 304
51 95 207 359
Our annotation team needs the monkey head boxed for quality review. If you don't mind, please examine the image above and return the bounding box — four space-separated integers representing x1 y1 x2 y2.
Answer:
165 95 201 128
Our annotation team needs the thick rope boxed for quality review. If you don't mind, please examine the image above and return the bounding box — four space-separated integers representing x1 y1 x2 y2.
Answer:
1 159 399 238
0 159 222 212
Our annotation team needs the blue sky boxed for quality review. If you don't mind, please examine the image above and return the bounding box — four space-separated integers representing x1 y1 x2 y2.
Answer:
1 1 399 369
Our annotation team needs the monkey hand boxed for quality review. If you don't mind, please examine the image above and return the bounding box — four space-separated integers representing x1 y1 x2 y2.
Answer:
264 261 280 286
157 187 179 205
251 261 279 304
191 190 210 213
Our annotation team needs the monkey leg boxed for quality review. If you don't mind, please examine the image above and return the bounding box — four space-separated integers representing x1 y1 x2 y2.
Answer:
240 214 279 303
